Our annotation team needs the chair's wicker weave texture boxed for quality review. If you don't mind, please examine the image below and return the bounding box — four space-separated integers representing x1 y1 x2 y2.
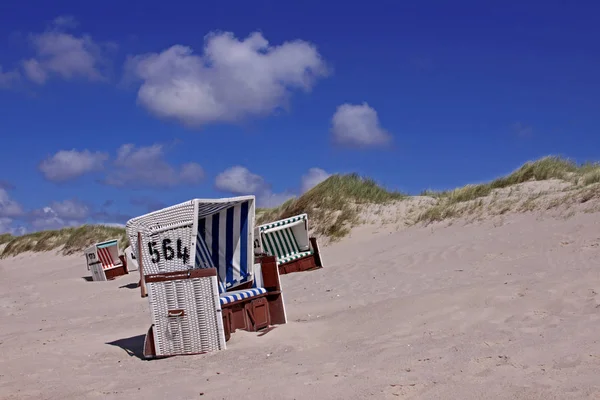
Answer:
147 274 225 356
126 201 196 274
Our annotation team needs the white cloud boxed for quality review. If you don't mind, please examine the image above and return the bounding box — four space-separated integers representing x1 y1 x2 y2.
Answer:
301 167 330 193
0 180 15 190
257 191 296 208
29 207 72 230
214 165 295 207
103 143 204 188
125 31 329 127
97 222 125 228
39 149 108 182
215 166 268 194
179 162 206 183
0 193 128 233
331 102 392 147
0 189 24 218
0 65 20 88
52 15 78 29
48 199 90 220
22 59 47 84
0 218 26 235
29 199 91 230
0 217 10 232
0 217 27 235
23 16 110 84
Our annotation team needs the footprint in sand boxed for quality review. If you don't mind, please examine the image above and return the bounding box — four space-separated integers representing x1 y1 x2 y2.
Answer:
465 355 520 377
581 241 599 250
553 354 582 369
385 382 428 398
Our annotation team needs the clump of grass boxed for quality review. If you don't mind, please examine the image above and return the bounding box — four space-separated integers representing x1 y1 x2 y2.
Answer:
416 204 458 223
62 225 129 255
1 225 129 259
489 156 579 188
0 233 13 245
582 169 600 186
423 156 582 205
257 173 406 240
419 189 448 198
518 197 539 212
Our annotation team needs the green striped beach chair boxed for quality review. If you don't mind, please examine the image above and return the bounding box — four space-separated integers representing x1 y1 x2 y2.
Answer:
254 213 324 274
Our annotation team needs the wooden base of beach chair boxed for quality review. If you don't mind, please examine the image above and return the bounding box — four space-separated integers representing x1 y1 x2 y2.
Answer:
276 237 324 275
258 255 287 325
104 264 128 280
278 255 317 274
222 296 272 341
221 255 287 341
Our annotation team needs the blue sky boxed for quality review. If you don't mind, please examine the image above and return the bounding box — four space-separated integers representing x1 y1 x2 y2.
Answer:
1 0 599 234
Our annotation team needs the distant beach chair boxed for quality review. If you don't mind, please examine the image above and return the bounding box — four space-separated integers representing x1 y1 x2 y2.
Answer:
254 213 324 274
84 239 128 281
123 245 139 272
125 196 287 358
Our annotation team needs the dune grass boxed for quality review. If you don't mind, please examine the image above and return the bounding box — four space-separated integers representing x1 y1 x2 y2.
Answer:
0 233 13 245
416 156 600 224
0 225 129 259
257 173 406 240
2 155 599 258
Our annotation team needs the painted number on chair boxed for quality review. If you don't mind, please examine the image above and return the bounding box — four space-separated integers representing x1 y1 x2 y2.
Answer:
147 239 189 265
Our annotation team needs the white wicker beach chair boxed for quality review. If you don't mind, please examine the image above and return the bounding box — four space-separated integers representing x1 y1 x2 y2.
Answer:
254 213 324 275
84 239 128 281
126 196 287 358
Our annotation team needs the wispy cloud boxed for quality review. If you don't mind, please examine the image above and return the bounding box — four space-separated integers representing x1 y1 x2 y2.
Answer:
39 149 109 182
215 166 331 207
0 188 25 218
0 65 20 88
215 165 295 207
102 143 204 188
22 16 114 84
301 168 330 193
0 180 15 190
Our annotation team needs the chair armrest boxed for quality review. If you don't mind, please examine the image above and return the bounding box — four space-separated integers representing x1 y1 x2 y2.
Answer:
145 267 217 282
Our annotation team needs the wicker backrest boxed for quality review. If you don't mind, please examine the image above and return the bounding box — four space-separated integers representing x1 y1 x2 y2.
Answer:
126 200 196 275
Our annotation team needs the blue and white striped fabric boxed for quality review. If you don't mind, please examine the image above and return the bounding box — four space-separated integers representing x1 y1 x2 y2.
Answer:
219 287 267 305
194 226 228 293
195 199 252 291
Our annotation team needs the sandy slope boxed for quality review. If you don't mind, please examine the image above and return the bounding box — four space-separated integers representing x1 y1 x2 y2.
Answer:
1 210 600 399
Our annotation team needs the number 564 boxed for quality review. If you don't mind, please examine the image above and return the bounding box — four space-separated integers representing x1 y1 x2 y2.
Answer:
147 238 189 265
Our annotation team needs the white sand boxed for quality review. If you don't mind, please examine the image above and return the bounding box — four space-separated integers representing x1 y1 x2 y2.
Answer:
2 210 600 399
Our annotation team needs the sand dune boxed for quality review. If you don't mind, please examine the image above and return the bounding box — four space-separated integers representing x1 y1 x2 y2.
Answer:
1 207 600 399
